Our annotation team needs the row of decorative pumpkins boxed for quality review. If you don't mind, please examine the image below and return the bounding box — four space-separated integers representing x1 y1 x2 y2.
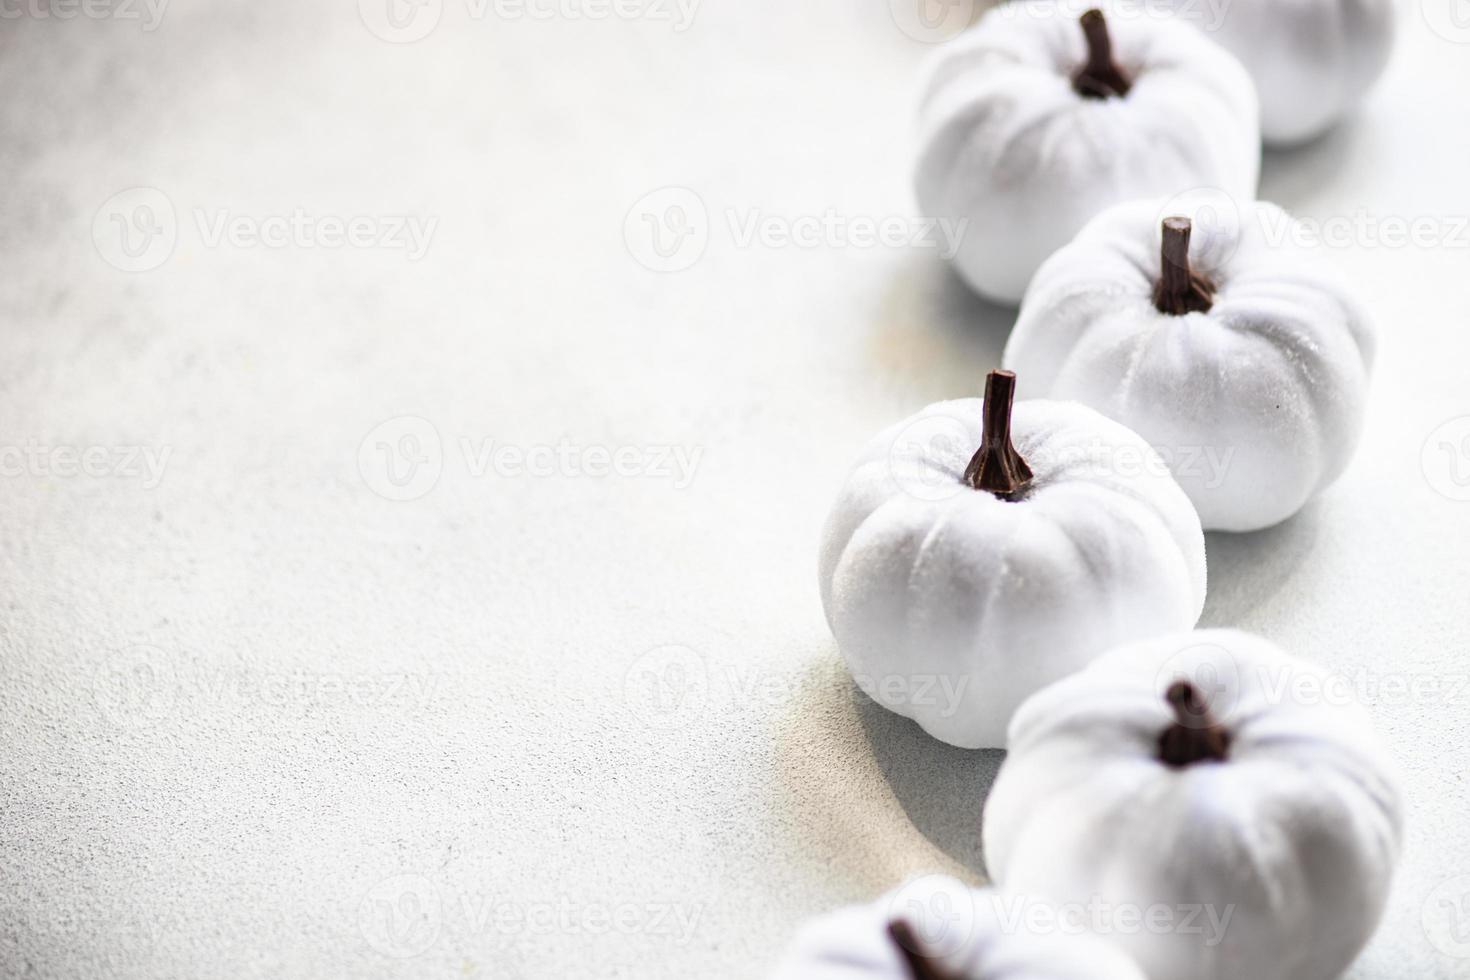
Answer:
783 0 1400 978
774 630 1402 980
918 0 1394 304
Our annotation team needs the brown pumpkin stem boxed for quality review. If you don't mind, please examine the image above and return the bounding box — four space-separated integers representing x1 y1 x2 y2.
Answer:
888 920 955 980
1073 9 1132 99
1158 680 1231 768
963 370 1033 500
1153 217 1215 315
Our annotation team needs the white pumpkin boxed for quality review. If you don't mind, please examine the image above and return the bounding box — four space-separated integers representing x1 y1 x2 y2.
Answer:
1003 195 1375 532
1162 0 1397 145
771 875 1147 980
913 0 1259 305
983 628 1404 980
818 370 1205 749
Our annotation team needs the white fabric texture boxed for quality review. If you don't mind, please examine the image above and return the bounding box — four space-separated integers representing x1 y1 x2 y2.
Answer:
1160 0 1398 145
1004 194 1376 532
819 396 1206 748
914 0 1260 304
984 628 1403 980
770 876 1147 980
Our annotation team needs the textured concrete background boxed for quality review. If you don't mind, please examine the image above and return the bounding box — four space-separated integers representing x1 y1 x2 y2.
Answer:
1 1 1468 977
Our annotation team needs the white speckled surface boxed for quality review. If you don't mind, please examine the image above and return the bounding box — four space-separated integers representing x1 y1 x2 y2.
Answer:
1 1 1467 977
